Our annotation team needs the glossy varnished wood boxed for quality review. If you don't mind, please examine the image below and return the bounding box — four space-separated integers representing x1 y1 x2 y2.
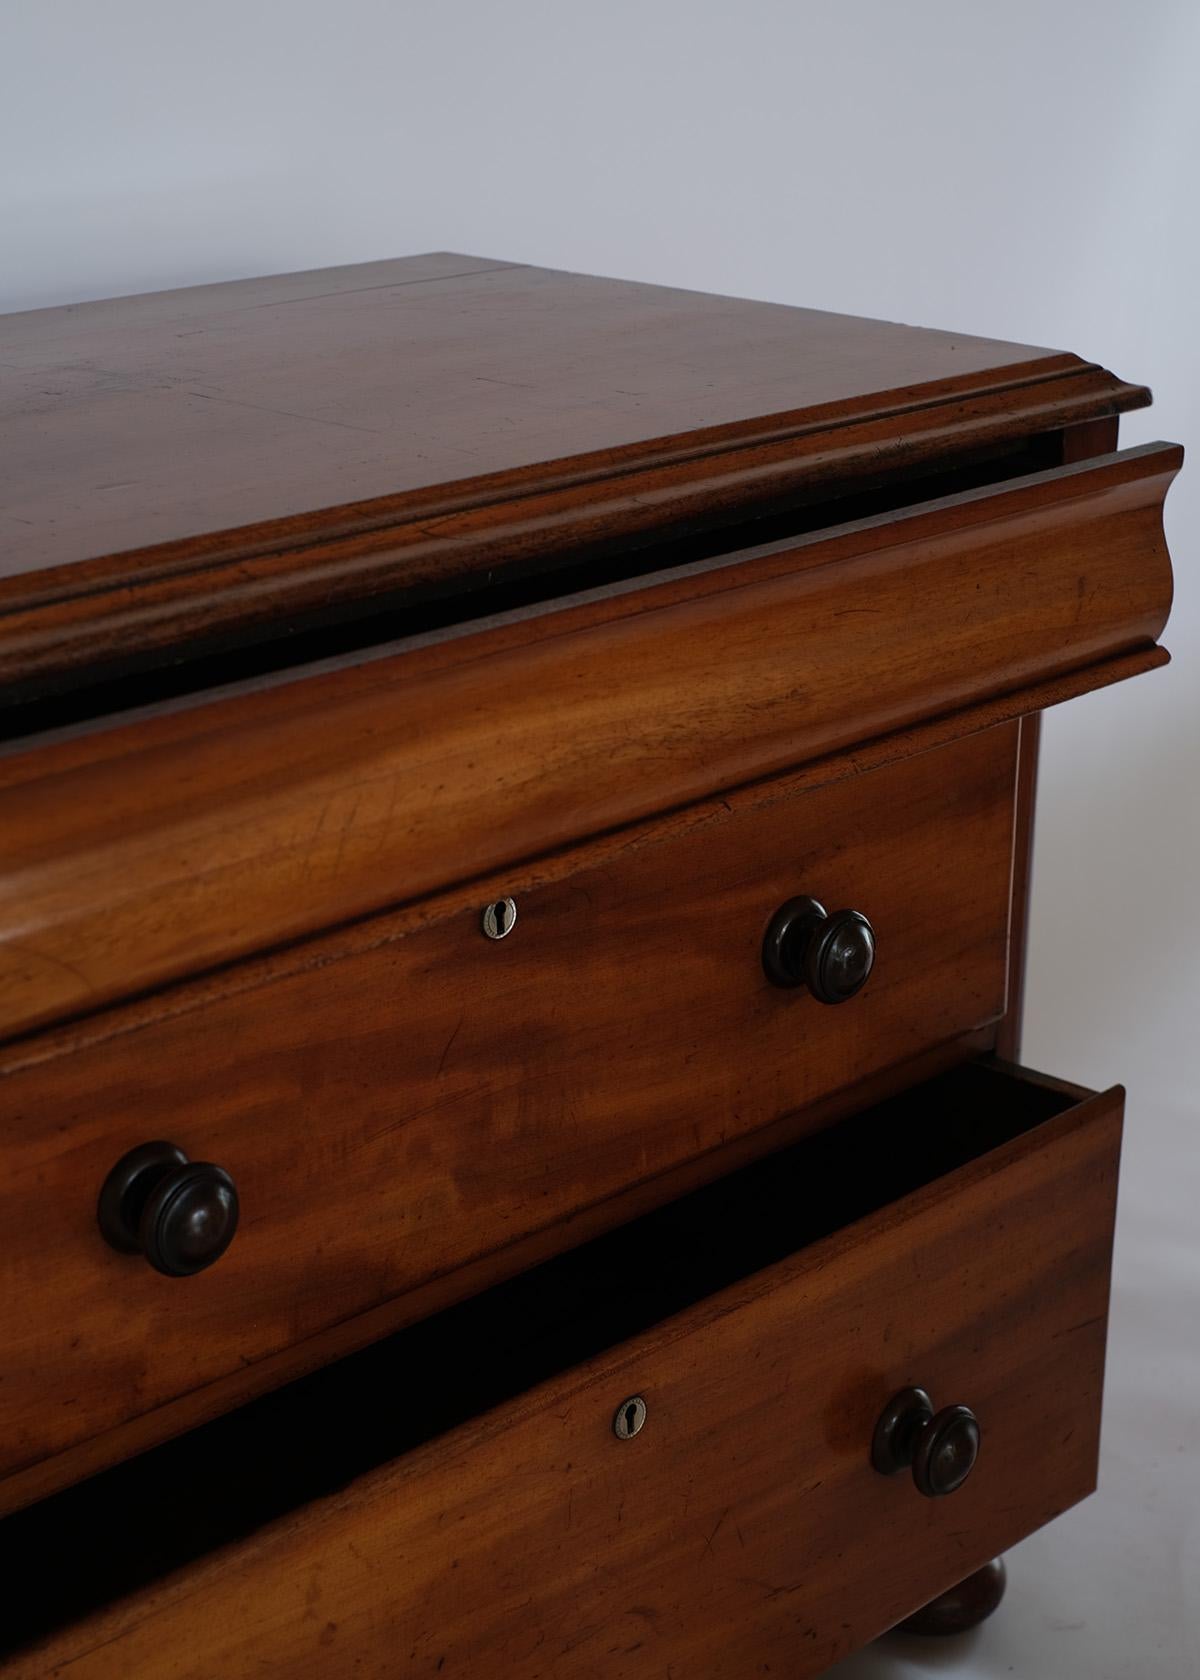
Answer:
0 263 1175 1670
6 1066 1124 1679
0 442 1176 1041
0 1031 993 1521
0 729 1016 1504
0 255 1151 693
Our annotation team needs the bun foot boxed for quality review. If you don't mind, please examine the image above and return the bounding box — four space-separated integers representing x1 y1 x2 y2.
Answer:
895 1557 1007 1636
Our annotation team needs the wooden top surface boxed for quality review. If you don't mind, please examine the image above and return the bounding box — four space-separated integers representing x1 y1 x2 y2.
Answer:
0 252 1123 578
0 253 1149 695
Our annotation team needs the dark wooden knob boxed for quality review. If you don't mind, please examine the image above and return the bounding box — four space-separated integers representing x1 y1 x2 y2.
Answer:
98 1141 239 1277
871 1386 980 1498
762 895 875 1002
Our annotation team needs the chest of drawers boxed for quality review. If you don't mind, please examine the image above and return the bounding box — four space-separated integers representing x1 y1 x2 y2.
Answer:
0 255 1180 1675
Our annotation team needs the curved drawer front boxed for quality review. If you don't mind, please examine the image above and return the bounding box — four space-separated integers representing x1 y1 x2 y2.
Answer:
0 727 1016 1506
0 442 1177 1040
1 1061 1124 1677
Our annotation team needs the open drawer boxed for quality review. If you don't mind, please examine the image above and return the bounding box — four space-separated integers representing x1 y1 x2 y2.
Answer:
1 1059 1124 1678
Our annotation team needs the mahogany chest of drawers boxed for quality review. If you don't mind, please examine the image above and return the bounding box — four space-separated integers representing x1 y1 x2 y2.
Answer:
0 254 1180 1676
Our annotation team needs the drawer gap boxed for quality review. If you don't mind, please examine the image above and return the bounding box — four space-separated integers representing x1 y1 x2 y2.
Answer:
0 1058 1081 1655
4 433 1058 735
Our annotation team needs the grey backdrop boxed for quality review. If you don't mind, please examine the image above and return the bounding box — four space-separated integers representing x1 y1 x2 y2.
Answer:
2 3 1196 1674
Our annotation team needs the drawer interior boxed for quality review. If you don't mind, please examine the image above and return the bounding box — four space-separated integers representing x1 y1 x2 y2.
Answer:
0 1058 1086 1656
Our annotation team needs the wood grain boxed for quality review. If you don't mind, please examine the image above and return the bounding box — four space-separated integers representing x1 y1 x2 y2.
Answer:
0 254 1151 694
0 1032 996 1521
0 728 1016 1498
0 442 1178 1042
5 1065 1123 1679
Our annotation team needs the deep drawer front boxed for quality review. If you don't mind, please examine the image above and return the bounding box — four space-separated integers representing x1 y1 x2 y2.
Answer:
5 1063 1124 1678
0 726 1016 1506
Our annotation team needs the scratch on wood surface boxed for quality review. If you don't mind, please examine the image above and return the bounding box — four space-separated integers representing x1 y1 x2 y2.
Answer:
436 1013 466 1079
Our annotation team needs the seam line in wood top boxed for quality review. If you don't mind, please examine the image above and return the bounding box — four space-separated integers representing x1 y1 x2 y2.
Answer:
235 259 529 310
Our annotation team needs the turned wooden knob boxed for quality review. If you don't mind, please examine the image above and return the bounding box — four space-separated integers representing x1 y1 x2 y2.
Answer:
871 1386 980 1498
98 1141 239 1277
762 895 875 1002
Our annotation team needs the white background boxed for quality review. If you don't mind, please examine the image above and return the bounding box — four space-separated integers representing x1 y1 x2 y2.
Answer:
2 3 1197 1674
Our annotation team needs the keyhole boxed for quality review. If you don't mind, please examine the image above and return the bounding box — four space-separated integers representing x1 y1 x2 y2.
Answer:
482 897 517 940
613 1395 647 1439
